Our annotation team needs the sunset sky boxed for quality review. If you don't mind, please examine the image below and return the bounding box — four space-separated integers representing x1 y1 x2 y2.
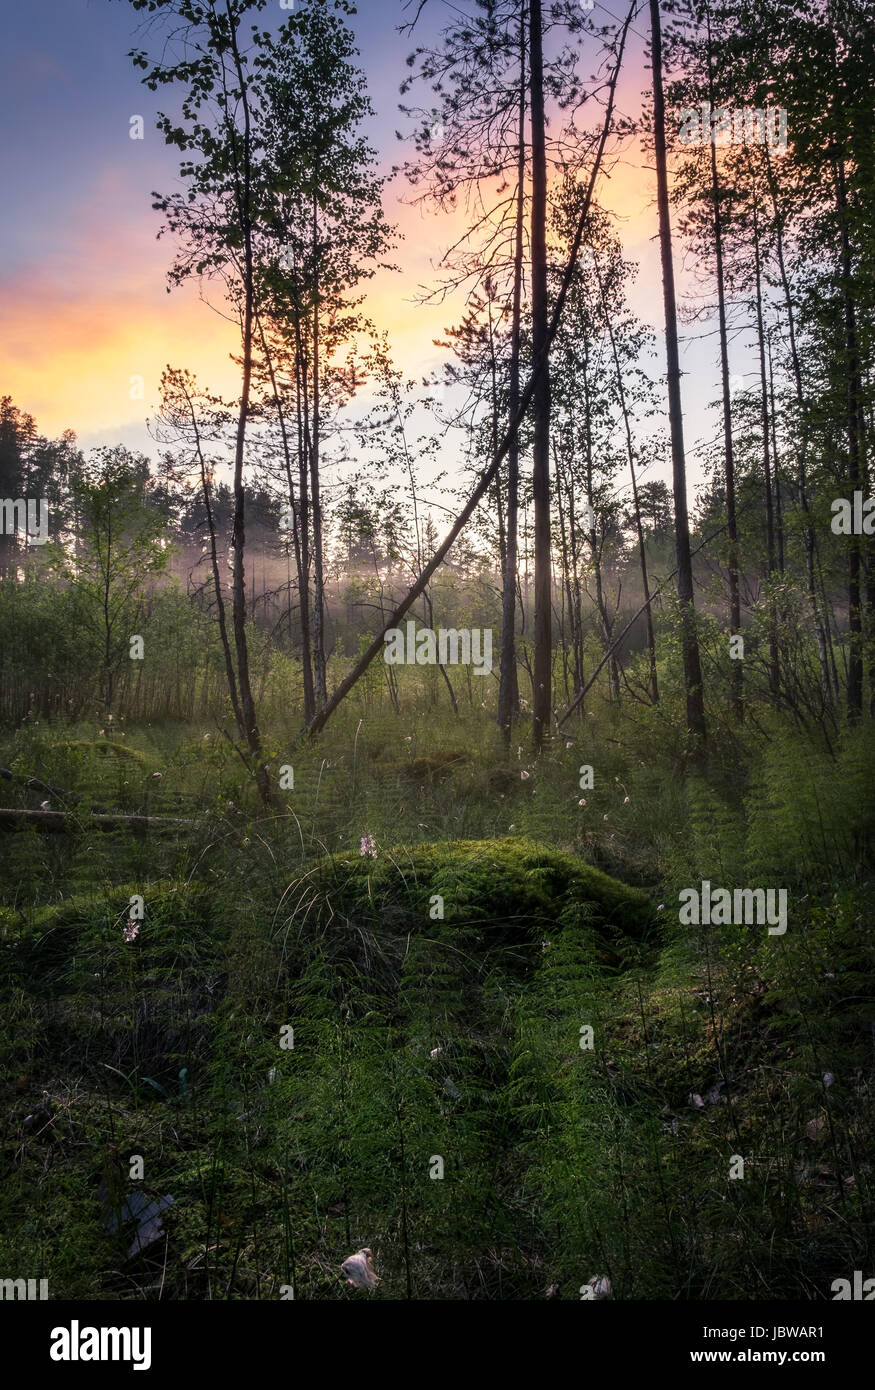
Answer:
1 0 729 501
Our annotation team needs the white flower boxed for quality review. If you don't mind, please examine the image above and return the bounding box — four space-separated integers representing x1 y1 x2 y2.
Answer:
578 798 586 806
521 770 530 780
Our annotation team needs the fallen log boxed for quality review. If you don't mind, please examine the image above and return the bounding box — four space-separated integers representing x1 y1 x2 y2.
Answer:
0 767 113 814
0 808 195 834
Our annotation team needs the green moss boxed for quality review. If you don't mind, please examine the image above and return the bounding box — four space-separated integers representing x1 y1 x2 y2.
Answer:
291 837 654 950
61 738 148 762
7 880 217 989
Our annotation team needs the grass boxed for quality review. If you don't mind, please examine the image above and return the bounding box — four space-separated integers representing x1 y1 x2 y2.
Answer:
0 689 872 1299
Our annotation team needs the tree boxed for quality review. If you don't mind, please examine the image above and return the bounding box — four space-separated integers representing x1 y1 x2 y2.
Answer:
55 449 168 713
649 0 707 748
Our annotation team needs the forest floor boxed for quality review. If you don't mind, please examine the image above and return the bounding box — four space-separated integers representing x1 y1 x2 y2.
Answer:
1 696 872 1299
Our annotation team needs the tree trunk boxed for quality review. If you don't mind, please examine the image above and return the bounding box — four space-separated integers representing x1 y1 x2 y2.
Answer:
706 15 742 719
227 12 269 804
752 188 780 698
595 252 658 701
310 195 328 710
498 6 526 742
763 142 831 701
649 0 706 748
529 0 551 750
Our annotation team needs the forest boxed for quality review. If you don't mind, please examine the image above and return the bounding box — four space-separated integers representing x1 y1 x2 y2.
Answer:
0 0 873 1306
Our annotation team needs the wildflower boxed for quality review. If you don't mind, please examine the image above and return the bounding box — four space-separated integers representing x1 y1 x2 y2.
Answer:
578 798 586 806
123 919 139 943
623 795 630 804
603 813 609 820
521 770 530 780
360 833 377 858
566 741 573 749
429 1047 442 1059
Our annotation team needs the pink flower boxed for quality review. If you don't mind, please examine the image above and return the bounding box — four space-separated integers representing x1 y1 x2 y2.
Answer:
359 834 377 859
123 919 140 943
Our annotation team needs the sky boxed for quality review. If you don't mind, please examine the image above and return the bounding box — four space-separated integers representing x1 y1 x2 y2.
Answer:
0 0 734 506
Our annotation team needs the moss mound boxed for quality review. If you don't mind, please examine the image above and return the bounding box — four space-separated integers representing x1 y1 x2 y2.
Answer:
62 738 148 762
6 880 216 990
282 837 654 967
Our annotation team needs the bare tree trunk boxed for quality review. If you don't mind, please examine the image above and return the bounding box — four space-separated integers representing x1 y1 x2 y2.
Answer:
836 153 864 718
707 13 742 719
256 318 311 720
227 10 269 803
763 143 831 701
498 6 526 742
767 334 785 574
293 320 316 721
529 0 551 750
752 188 780 698
594 252 658 701
649 0 706 748
581 341 619 699
554 445 581 700
310 194 328 710
180 375 243 733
